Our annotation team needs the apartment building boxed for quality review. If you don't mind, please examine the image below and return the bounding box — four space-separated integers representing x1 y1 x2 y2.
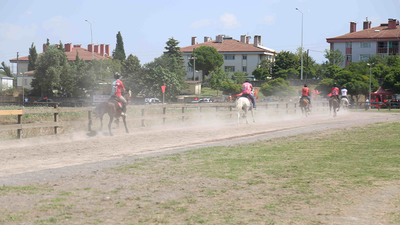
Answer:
327 18 400 67
179 35 277 80
9 43 112 90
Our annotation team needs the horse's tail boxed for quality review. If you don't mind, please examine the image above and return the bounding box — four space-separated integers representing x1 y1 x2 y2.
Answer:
236 98 243 110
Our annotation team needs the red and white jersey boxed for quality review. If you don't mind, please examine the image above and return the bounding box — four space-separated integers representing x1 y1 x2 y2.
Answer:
331 87 339 96
242 82 253 95
111 79 124 97
341 88 348 96
302 87 309 96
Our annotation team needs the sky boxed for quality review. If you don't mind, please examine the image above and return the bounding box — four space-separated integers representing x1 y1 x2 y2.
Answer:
1 0 399 73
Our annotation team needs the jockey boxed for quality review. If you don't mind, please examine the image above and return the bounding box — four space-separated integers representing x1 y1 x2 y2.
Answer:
241 81 256 109
111 72 127 116
331 83 340 103
300 84 311 107
341 85 348 100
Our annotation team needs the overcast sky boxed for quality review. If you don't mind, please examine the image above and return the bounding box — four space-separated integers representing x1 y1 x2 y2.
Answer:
1 0 399 73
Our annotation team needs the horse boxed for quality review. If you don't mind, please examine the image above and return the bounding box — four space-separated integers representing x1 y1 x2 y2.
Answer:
236 97 255 125
92 96 129 136
299 97 311 117
340 97 350 111
329 97 340 117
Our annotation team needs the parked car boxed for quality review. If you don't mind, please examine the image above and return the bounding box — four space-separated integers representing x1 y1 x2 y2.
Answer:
145 98 166 105
36 98 61 106
191 98 213 103
261 98 277 102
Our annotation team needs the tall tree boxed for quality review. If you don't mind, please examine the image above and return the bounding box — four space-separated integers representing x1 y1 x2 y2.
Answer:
192 46 224 81
58 40 64 52
324 49 345 67
0 62 12 77
46 38 50 46
260 78 295 100
112 31 126 61
208 67 230 96
272 51 298 77
28 43 38 71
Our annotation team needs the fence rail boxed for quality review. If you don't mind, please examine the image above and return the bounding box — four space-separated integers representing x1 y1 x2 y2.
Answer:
1 101 334 139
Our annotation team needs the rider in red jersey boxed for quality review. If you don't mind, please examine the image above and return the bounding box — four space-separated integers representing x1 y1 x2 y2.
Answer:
331 83 340 106
300 84 311 107
241 81 256 109
111 72 127 116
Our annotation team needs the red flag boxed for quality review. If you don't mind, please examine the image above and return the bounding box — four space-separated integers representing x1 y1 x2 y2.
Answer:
195 97 197 101
256 96 259 100
161 85 166 93
316 90 319 95
327 93 332 97
254 88 258 96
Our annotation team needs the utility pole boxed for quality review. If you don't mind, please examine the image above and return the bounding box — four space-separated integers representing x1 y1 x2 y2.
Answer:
305 49 309 84
190 48 196 81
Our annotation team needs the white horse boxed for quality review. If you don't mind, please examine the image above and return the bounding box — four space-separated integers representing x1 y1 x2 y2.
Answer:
236 97 255 125
340 98 350 110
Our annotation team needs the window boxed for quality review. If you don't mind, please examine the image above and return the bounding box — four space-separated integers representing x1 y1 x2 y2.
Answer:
23 79 27 85
224 66 235 72
360 54 371 61
243 66 247 72
346 55 352 61
266 55 272 60
242 55 247 60
346 42 352 48
188 67 193 72
360 42 371 48
225 55 235 60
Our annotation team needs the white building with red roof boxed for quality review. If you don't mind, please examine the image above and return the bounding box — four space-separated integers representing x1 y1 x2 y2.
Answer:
180 34 276 80
9 43 112 90
327 18 400 67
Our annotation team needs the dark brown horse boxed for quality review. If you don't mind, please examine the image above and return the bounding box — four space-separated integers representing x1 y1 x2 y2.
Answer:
93 96 129 136
329 97 340 117
299 97 310 117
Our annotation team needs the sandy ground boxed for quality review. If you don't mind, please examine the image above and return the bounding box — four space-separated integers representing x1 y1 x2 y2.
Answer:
1 109 399 183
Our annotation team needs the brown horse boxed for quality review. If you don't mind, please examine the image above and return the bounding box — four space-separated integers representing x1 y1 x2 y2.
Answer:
93 96 129 136
329 97 340 117
299 97 310 117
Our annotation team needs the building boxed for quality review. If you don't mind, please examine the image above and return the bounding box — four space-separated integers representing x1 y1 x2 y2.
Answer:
327 18 400 67
0 74 13 91
179 35 277 80
9 43 112 90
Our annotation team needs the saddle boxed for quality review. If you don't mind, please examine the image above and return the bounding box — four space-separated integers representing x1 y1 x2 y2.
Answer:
108 96 123 109
240 96 252 103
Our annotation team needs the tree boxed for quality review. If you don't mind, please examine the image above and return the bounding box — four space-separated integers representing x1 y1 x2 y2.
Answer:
260 78 295 99
334 70 377 100
31 45 71 97
208 67 230 95
252 68 269 80
164 37 185 69
323 65 340 79
192 46 224 81
231 71 247 84
112 31 126 61
315 78 334 97
382 67 400 93
142 55 186 100
272 51 299 78
0 62 12 77
58 40 64 52
28 43 37 71
122 54 143 97
324 49 345 67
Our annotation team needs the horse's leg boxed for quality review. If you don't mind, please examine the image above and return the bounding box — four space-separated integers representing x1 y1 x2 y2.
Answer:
237 111 240 125
123 116 129 133
99 116 103 131
245 108 249 124
108 113 113 136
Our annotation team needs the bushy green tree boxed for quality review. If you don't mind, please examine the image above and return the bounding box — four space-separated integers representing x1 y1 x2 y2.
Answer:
334 70 377 100
315 78 334 97
0 62 12 77
272 51 298 77
122 54 143 96
192 46 224 81
208 67 229 95
324 49 344 67
260 78 295 99
28 43 37 71
383 67 400 93
252 68 269 80
164 37 185 67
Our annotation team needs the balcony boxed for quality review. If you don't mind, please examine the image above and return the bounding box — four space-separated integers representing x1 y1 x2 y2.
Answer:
389 48 399 55
377 48 387 54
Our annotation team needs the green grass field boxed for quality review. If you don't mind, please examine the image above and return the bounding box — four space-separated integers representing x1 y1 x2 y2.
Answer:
1 121 400 224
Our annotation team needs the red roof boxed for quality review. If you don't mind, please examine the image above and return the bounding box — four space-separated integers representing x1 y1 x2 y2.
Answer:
179 39 276 54
10 45 112 62
327 23 400 42
371 87 394 96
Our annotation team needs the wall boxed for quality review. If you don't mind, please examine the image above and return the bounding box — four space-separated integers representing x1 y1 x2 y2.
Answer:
333 42 346 67
250 79 321 87
352 41 377 63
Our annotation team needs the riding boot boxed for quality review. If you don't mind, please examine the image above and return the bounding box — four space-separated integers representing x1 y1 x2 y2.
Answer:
121 103 127 116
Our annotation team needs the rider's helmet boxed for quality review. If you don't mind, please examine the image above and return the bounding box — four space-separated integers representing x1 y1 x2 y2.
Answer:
304 84 307 87
114 72 121 79
343 85 346 89
333 83 337 87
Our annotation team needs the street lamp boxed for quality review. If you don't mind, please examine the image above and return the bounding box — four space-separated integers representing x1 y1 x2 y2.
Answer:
85 19 95 60
296 8 309 80
367 63 374 108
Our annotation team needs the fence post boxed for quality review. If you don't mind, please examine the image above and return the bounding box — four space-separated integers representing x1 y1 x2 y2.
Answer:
389 102 391 111
54 105 58 134
286 103 288 114
182 107 185 122
229 106 232 119
141 108 145 127
163 107 166 125
17 114 22 139
88 110 92 131
294 103 296 114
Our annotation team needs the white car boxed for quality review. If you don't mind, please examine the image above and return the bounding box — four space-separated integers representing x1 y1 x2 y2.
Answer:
192 98 212 103
145 98 165 105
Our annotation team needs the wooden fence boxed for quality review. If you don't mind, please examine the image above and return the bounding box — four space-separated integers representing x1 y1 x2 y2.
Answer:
0 101 333 139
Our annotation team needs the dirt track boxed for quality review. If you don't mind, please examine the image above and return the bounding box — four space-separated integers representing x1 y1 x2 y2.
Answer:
1 110 399 186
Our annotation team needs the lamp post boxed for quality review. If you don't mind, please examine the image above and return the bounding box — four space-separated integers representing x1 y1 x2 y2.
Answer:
367 63 374 109
296 8 309 80
85 20 95 60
